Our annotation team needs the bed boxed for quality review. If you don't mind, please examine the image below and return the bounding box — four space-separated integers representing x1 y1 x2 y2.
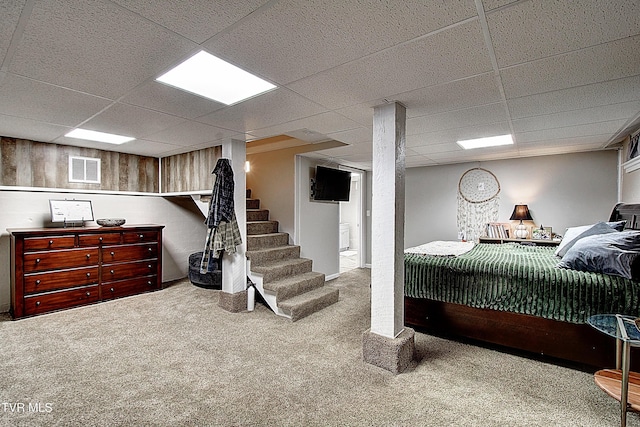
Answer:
404 203 640 370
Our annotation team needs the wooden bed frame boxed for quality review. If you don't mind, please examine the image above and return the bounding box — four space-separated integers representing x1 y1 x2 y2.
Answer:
404 203 640 371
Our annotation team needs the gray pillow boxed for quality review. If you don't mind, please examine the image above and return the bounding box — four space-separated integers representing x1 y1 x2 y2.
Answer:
557 231 640 280
556 222 619 258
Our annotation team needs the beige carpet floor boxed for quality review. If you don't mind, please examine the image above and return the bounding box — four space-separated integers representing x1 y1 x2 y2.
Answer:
1 268 638 426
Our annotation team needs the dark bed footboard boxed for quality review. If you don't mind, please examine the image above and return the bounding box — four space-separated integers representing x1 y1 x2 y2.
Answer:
405 297 640 371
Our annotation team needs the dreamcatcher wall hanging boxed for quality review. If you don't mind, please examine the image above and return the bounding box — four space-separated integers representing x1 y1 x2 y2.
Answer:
457 168 500 242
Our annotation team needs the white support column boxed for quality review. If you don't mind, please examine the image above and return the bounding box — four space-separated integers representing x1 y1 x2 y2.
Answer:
363 102 414 374
371 102 406 338
218 139 247 310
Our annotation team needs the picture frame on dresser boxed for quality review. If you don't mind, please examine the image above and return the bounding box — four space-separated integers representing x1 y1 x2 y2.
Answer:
532 226 552 240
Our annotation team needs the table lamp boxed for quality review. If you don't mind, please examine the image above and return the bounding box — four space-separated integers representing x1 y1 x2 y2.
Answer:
510 204 532 239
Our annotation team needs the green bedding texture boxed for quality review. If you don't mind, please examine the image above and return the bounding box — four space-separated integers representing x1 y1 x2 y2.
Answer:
404 243 640 323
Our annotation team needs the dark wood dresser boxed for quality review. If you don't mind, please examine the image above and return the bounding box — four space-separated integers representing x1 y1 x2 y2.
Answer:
8 225 164 319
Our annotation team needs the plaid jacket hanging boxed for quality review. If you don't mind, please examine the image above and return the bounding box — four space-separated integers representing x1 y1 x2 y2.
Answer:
200 158 243 274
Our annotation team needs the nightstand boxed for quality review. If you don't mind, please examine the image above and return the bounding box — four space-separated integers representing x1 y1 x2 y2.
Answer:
478 237 561 247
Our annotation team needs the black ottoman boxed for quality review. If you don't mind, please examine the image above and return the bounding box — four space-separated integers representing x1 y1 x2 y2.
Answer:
188 252 221 289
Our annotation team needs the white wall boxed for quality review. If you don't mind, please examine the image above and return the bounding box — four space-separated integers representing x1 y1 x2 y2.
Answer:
0 190 208 312
296 156 340 279
403 150 619 249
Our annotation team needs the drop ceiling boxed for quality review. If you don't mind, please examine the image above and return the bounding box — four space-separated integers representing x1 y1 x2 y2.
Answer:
1 0 639 171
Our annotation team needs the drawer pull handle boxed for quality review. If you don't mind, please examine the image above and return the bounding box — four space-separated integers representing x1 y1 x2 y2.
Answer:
86 292 91 296
48 240 53 245
99 237 103 242
35 279 41 285
86 273 91 277
110 251 115 256
35 301 40 306
148 264 152 269
139 234 144 239
110 288 114 292
110 269 115 274
147 281 152 286
35 258 40 264
86 254 91 259
148 248 153 252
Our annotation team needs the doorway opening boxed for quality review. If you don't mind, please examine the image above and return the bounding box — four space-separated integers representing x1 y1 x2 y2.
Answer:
339 168 364 273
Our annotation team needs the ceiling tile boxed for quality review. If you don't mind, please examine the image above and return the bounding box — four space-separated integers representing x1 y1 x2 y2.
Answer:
408 141 461 156
80 103 185 139
512 101 640 133
501 35 640 99
145 120 236 146
334 73 503 125
197 88 327 133
508 75 640 119
488 0 640 67
249 112 361 140
120 81 225 120
407 122 512 147
407 103 508 136
0 74 111 126
400 73 503 117
287 20 492 110
204 0 477 84
0 0 26 64
0 114 69 143
9 0 196 99
327 127 373 145
515 120 627 144
481 0 519 12
111 0 271 44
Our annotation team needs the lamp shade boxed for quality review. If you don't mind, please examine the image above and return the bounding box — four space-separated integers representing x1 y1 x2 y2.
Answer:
510 204 533 221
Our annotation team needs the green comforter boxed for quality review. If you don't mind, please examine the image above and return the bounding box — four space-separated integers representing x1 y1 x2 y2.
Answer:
404 243 640 323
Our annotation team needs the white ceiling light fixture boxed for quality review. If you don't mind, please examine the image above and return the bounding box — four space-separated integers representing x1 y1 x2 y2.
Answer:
156 51 276 105
456 134 514 150
65 129 135 145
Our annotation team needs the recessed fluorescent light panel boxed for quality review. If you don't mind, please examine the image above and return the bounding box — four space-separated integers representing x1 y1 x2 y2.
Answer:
65 129 134 145
457 134 513 150
156 51 276 105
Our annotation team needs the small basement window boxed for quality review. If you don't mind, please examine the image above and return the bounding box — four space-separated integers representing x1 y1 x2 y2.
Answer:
69 156 101 184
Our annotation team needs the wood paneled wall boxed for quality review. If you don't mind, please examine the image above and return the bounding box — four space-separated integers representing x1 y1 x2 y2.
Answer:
0 137 159 193
161 146 222 193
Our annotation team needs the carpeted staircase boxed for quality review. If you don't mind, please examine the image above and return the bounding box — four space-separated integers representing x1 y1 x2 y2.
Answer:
246 191 339 321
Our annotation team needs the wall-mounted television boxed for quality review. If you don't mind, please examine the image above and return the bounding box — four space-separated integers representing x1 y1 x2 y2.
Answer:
313 166 351 202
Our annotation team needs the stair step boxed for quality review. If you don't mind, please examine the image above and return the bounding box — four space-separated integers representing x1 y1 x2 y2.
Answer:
263 271 325 301
247 220 279 235
247 232 289 250
246 199 260 209
278 287 340 322
247 245 301 265
251 258 313 283
247 209 270 221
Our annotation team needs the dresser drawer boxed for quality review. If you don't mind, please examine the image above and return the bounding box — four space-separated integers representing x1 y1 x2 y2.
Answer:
123 231 157 244
24 266 98 294
103 260 157 282
24 248 99 273
78 233 121 246
102 243 157 263
23 285 99 316
102 275 158 300
23 236 76 251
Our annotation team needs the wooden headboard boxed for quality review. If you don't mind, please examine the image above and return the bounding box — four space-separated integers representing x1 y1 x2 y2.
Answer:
609 203 640 230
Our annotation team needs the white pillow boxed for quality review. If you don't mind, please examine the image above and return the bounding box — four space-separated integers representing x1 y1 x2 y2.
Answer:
554 221 626 257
